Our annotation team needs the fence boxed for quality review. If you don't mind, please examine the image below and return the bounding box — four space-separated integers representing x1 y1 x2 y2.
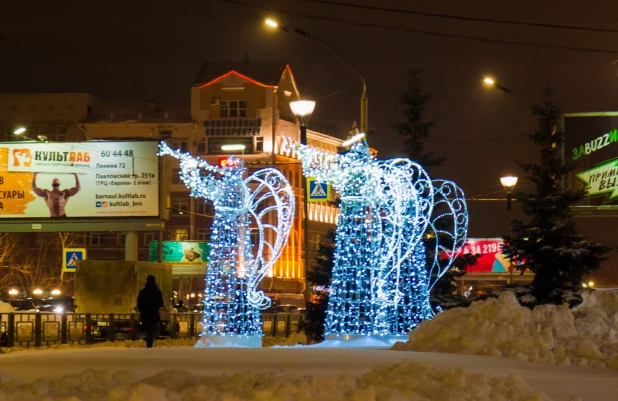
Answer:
0 312 304 348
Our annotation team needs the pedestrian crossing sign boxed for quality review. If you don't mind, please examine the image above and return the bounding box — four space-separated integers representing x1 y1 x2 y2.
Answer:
307 177 331 202
63 248 86 272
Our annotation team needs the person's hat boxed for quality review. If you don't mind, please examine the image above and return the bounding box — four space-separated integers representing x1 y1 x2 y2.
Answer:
146 275 156 284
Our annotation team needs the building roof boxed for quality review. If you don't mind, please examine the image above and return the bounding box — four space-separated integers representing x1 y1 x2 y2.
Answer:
193 61 289 87
85 100 192 123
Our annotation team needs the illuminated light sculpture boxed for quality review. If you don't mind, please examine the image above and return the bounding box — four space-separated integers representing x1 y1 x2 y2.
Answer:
158 142 295 347
282 138 468 340
290 139 383 336
374 159 434 335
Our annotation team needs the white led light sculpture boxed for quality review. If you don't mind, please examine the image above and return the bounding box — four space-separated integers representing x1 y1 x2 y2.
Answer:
281 138 468 338
158 142 295 346
374 159 434 334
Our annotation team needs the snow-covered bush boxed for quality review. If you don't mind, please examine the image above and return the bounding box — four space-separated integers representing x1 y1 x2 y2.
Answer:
393 290 618 370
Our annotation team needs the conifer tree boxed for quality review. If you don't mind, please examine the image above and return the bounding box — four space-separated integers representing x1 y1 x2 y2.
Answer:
502 86 610 302
395 70 445 172
302 229 335 342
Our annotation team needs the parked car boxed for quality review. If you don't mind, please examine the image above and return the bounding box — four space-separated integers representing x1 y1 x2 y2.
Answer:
37 296 75 313
3 298 40 312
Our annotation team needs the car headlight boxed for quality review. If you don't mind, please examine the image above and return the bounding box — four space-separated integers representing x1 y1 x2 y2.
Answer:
53 306 64 313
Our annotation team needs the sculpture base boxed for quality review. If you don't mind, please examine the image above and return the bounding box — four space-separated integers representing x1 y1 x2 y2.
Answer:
314 334 407 348
194 334 262 348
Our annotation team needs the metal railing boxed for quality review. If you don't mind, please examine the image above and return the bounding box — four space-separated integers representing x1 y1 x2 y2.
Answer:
0 312 304 348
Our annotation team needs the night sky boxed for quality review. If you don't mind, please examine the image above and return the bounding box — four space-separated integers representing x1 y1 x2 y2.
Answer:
2 0 617 281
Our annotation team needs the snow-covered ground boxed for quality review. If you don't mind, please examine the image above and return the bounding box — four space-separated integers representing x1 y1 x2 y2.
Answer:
1 291 616 400
393 290 618 370
1 347 617 400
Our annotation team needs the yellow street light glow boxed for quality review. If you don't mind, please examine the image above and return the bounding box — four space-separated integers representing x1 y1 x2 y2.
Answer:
51 289 61 296
221 144 246 151
342 133 366 147
500 176 518 192
33 288 43 295
588 281 595 287
483 77 495 85
290 100 316 117
8 289 18 295
265 19 278 28
14 127 26 135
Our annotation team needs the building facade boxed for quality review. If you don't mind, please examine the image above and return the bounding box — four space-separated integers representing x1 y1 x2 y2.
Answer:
0 63 342 298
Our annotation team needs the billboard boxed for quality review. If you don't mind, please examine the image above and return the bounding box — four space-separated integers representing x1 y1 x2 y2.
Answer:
563 113 618 211
460 238 512 273
149 241 209 277
149 241 209 265
0 141 159 218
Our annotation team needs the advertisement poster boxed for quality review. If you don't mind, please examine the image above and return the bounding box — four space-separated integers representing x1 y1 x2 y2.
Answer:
563 113 618 208
460 238 511 273
149 241 209 277
0 141 159 218
149 241 210 265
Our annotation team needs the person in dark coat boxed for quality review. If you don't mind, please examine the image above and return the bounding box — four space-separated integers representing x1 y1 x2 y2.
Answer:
137 275 164 348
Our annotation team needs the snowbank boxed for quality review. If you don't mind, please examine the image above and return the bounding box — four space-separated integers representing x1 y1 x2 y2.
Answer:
0 361 556 401
393 290 618 370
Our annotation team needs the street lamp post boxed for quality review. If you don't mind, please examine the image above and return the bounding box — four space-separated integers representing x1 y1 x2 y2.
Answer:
13 126 47 142
483 77 512 93
265 19 368 135
290 100 316 285
500 176 518 284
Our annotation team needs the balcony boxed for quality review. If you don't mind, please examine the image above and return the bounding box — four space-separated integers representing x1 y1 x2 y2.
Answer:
203 118 261 136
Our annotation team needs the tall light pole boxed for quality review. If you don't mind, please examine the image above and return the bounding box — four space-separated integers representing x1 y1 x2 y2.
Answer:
13 126 47 142
265 18 368 136
500 175 518 284
290 100 316 285
483 76 512 93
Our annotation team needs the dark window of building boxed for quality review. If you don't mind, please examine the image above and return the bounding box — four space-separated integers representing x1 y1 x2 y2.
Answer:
144 232 156 246
90 233 108 246
256 137 264 152
172 168 181 184
57 126 67 141
197 228 211 242
170 198 189 215
220 100 246 118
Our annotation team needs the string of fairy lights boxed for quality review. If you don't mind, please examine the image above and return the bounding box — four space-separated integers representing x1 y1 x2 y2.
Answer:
158 142 295 339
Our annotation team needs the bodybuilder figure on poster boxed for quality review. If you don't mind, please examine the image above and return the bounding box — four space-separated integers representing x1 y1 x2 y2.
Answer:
31 173 81 218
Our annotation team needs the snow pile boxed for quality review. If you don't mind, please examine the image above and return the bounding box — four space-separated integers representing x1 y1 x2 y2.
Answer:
0 301 14 313
393 290 618 369
263 331 308 347
0 361 558 401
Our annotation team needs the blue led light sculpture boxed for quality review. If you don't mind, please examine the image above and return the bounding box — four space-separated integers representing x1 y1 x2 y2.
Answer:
159 142 295 347
283 137 468 339
291 140 383 336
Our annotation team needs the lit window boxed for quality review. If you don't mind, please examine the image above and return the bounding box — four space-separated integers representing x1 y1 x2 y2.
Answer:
173 228 189 241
